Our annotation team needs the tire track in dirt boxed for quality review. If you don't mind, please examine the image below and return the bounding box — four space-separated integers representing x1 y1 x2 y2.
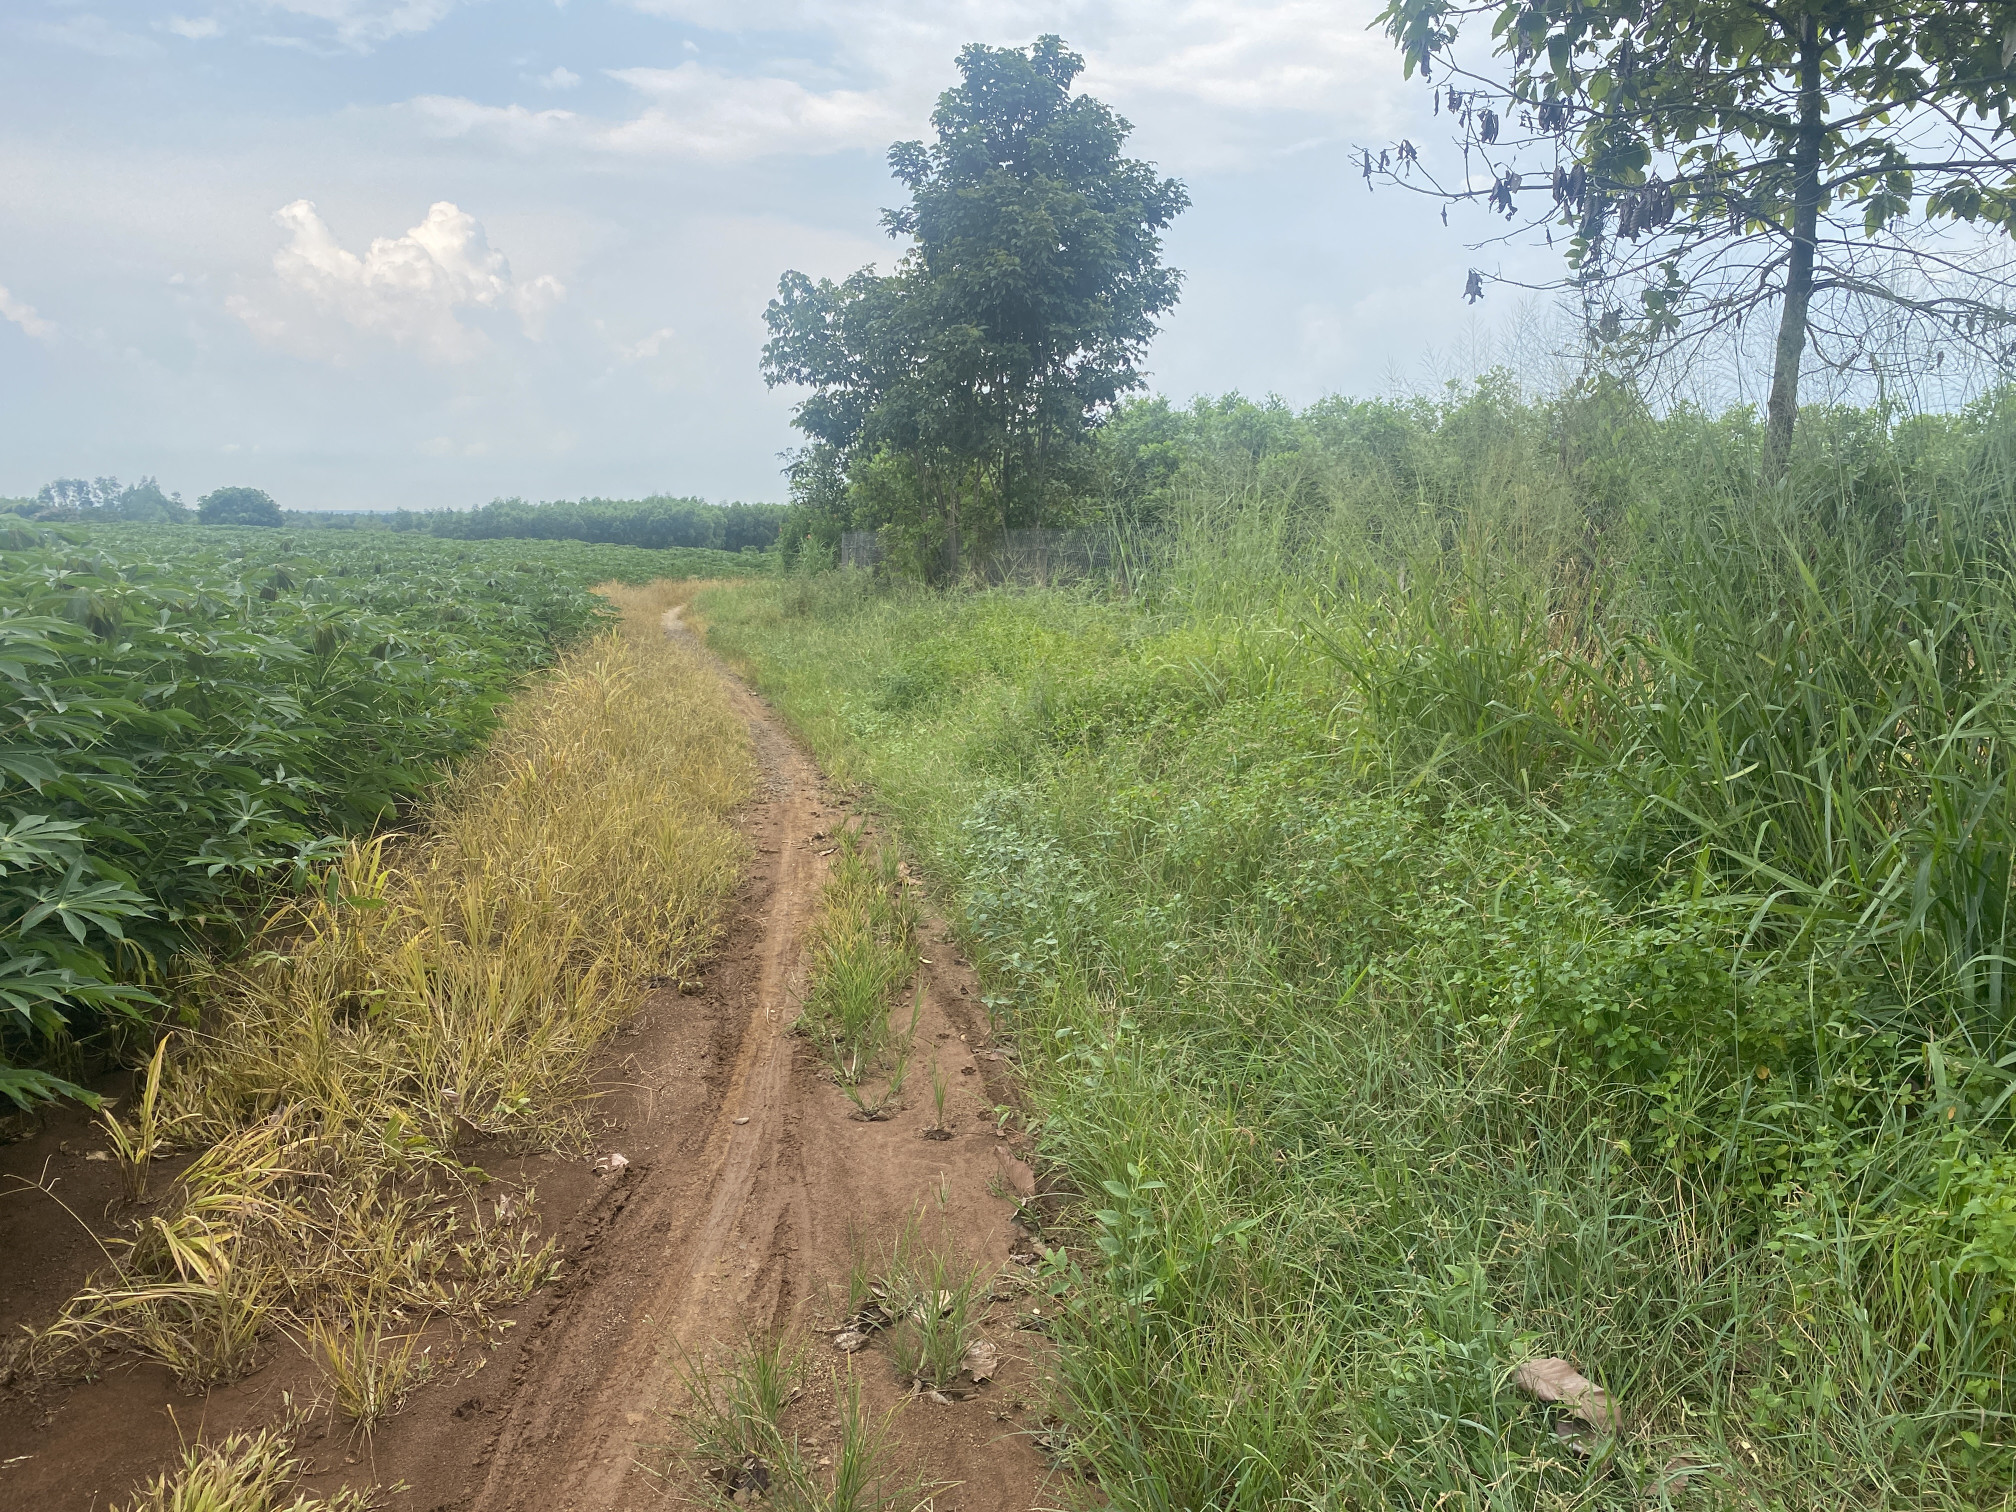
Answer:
455 608 1056 1512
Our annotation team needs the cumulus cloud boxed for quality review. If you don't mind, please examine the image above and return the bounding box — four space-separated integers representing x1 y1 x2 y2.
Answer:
0 285 58 343
534 65 581 89
232 200 564 363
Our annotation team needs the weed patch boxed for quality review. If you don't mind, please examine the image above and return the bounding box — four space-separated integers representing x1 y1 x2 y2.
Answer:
800 828 919 1115
871 1218 988 1394
661 1334 931 1512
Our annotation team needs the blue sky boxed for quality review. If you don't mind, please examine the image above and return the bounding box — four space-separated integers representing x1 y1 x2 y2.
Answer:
0 0 1556 509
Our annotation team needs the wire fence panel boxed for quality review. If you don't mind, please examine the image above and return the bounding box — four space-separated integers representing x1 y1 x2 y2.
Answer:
836 527 1147 588
839 530 883 570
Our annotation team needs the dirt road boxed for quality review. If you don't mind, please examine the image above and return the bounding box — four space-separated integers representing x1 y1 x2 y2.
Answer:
0 610 1054 1512
443 613 1056 1512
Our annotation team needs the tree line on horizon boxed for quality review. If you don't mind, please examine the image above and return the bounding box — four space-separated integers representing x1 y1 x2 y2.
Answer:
316 495 787 552
2 483 786 552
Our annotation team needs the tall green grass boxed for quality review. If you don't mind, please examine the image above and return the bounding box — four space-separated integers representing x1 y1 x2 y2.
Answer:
704 382 2016 1507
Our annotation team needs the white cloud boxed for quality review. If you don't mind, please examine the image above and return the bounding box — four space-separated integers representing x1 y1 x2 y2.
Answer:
1085 3 1397 117
0 285 58 343
28 15 154 59
162 15 224 39
619 326 678 361
411 65 903 161
254 0 459 49
400 3 1405 172
232 200 565 363
602 64 904 158
534 65 580 89
410 96 580 149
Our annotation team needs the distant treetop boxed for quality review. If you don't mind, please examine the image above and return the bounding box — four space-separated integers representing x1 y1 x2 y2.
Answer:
198 486 284 527
19 476 190 523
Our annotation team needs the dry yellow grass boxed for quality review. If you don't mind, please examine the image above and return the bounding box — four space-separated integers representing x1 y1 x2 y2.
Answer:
114 1428 379 1512
44 582 754 1399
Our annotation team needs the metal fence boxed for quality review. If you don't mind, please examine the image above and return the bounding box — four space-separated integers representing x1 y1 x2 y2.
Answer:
838 527 1134 587
839 530 883 570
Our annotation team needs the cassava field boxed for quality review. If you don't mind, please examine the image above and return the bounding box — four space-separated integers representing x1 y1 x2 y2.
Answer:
14 384 2016 1512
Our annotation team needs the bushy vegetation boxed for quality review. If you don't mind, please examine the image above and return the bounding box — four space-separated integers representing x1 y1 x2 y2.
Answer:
4 482 788 553
0 522 752 1106
703 379 2016 1506
5 477 191 525
198 488 281 528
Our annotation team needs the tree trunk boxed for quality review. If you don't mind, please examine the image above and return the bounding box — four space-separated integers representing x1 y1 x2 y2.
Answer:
1762 16 1825 484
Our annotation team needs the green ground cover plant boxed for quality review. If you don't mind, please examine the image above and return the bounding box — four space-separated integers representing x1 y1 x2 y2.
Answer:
703 381 2016 1507
0 521 750 1105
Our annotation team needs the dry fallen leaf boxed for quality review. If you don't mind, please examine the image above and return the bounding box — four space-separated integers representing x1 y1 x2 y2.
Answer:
1513 1357 1614 1432
961 1338 1001 1383
994 1145 1037 1201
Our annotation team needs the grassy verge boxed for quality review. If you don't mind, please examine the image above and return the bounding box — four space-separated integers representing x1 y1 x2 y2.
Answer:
28 580 752 1440
700 541 2016 1509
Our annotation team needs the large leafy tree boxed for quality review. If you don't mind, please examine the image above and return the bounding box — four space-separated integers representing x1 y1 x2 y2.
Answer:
198 485 283 527
762 35 1188 574
1371 0 2016 476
